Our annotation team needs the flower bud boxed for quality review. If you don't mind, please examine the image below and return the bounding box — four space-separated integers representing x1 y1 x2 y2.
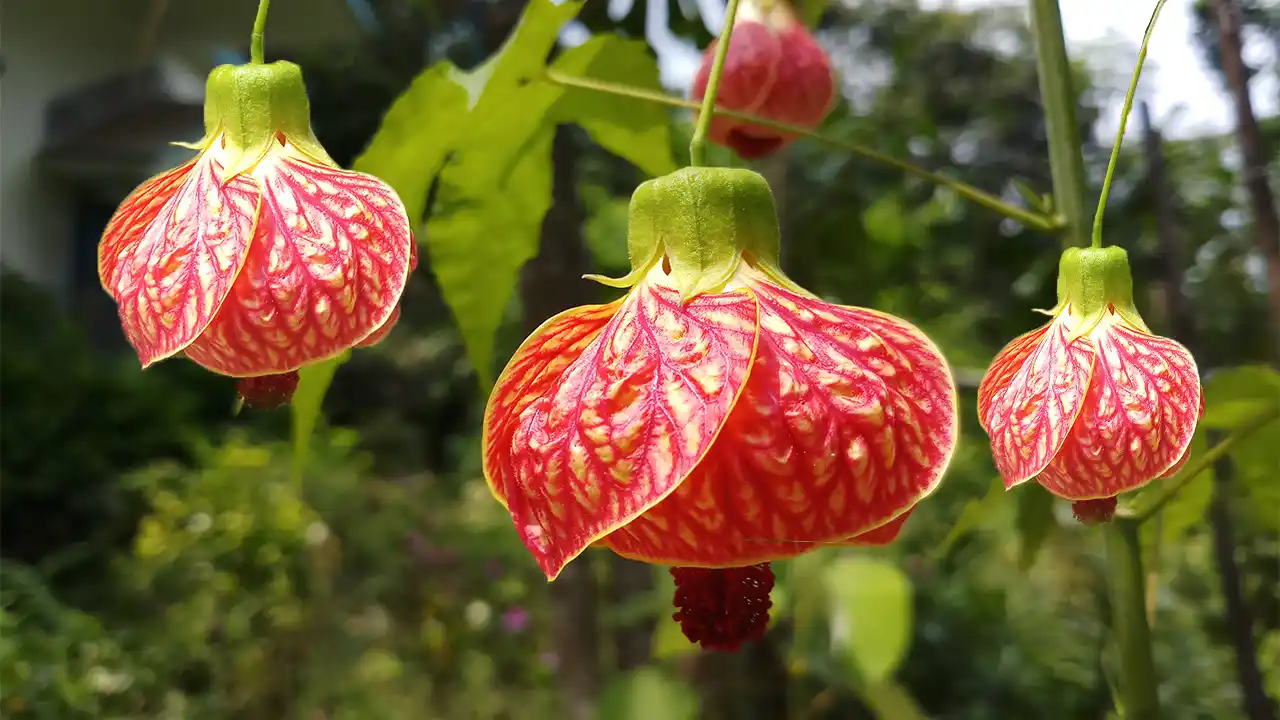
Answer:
690 0 835 159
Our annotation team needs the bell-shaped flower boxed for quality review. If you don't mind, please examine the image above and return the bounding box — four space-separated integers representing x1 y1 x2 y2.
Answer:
483 167 958 650
98 61 414 382
690 0 835 159
978 246 1203 510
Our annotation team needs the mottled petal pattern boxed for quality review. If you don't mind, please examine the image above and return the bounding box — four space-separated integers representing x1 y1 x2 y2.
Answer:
98 159 198 295
1037 320 1201 499
491 276 758 579
100 155 259 367
484 300 627 511
184 155 413 376
606 278 955 566
980 316 1094 487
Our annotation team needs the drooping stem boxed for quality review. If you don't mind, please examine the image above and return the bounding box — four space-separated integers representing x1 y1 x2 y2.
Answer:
543 72 1062 231
250 0 271 64
689 0 743 167
1092 0 1168 248
1105 518 1161 720
1122 404 1280 524
1028 0 1091 249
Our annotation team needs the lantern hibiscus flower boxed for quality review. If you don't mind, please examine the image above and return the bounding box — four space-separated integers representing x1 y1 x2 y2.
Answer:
690 0 835 159
483 167 958 650
978 246 1202 512
98 61 414 387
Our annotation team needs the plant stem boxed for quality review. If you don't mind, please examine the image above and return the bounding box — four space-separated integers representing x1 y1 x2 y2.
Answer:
1028 0 1091 249
543 72 1062 231
1093 0 1168 249
1105 518 1161 720
690 0 743 167
250 0 271 64
1122 404 1280 524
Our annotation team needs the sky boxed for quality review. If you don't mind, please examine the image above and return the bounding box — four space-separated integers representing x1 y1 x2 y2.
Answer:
561 0 1278 142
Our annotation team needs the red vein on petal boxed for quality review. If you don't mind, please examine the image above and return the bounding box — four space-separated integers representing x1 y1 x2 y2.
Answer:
981 315 1094 487
606 278 956 567
106 155 260 368
497 279 759 580
184 155 413 376
1037 321 1202 499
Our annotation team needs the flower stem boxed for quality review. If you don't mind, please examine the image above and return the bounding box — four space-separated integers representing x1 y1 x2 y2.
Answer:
1029 0 1091 250
690 0 743 167
1092 0 1168 249
1104 517 1160 720
1122 403 1280 524
543 71 1062 231
250 0 271 64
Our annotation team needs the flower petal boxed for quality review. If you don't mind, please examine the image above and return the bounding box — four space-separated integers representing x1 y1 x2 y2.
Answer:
488 278 758 579
184 156 413 376
98 159 198 295
1037 321 1201 499
484 299 627 512
100 155 260 367
606 279 955 566
979 317 1094 487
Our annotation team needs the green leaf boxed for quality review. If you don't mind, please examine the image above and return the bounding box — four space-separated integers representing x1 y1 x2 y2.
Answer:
1228 418 1280 530
290 351 350 483
1014 483 1056 570
1202 365 1280 430
427 130 555 384
599 668 698 720
825 557 913 686
353 63 471 226
548 37 678 178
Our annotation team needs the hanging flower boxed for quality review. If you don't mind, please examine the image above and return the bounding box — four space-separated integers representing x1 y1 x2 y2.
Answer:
690 0 835 159
98 61 414 379
978 246 1203 517
483 168 958 651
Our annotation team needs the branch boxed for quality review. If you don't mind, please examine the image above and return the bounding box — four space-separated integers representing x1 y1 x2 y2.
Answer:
542 71 1064 233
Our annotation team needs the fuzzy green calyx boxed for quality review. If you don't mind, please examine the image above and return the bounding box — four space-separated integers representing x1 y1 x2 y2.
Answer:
1055 246 1148 331
202 61 335 177
588 167 782 299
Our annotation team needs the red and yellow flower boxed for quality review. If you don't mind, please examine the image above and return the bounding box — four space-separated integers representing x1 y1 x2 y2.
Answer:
978 246 1203 510
483 168 958 650
690 0 835 159
98 61 414 389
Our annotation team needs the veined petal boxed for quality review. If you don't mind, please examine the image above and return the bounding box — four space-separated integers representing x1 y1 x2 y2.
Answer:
1037 320 1201 499
99 159 198 295
606 277 955 566
980 315 1094 487
185 154 413 376
101 155 260 367
484 300 627 511
490 274 758 580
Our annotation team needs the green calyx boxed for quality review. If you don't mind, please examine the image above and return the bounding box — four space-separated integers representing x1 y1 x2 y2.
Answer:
587 167 789 299
200 61 334 178
1054 246 1148 332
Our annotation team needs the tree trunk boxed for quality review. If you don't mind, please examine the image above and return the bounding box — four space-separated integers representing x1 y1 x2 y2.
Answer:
522 127 602 720
1210 0 1280 361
